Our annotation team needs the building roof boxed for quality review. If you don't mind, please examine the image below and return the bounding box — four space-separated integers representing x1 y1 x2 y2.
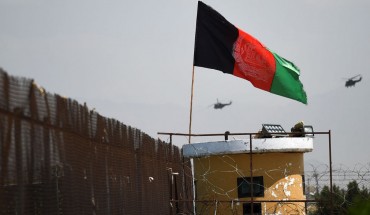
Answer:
182 137 313 158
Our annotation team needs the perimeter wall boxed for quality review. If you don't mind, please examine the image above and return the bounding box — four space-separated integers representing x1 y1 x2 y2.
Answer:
0 68 193 214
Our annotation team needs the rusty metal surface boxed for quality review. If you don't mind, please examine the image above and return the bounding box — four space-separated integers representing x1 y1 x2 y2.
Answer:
0 68 193 214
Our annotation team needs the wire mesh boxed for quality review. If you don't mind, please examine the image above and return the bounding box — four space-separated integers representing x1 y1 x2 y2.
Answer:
0 68 193 215
159 132 333 215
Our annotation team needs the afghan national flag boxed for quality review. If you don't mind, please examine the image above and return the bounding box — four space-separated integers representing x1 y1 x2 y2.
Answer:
194 1 307 104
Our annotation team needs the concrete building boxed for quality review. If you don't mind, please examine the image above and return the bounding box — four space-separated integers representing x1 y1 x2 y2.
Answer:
183 126 313 215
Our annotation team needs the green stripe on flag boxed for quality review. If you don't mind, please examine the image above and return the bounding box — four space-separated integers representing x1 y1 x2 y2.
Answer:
270 52 307 104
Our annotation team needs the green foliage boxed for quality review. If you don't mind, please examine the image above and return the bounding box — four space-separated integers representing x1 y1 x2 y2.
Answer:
312 181 370 215
348 200 370 215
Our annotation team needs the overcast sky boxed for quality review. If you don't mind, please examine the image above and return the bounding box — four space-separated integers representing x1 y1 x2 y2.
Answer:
1 0 369 168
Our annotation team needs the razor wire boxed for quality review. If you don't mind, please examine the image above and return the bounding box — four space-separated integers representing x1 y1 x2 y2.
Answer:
164 132 370 214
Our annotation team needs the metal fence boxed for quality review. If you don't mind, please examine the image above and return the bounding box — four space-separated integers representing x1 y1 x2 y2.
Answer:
0 68 193 215
159 131 332 215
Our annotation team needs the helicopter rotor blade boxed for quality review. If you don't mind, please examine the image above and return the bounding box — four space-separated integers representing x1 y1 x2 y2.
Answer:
349 74 362 80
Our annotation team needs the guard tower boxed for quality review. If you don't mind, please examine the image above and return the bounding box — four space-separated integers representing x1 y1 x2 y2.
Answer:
182 124 314 215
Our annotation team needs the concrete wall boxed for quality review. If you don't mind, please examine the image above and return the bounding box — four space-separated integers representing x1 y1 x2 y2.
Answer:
193 152 306 214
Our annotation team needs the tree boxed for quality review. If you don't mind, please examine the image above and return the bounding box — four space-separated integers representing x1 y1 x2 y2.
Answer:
345 181 361 209
312 180 370 215
348 199 370 215
314 185 346 214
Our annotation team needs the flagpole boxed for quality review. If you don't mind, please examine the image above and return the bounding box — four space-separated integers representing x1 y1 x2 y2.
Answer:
188 65 195 144
189 1 200 144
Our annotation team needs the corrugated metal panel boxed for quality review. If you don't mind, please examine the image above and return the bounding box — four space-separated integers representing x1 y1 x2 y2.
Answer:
0 68 194 215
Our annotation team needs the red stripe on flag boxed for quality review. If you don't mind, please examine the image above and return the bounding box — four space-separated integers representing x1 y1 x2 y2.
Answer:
232 29 276 91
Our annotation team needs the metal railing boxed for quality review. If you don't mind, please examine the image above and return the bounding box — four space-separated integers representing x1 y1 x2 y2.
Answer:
159 131 333 215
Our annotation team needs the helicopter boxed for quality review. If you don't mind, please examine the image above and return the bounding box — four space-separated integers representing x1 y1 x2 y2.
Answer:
344 74 362 87
211 99 232 109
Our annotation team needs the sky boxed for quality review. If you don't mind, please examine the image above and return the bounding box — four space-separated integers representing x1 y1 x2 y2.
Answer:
1 0 369 168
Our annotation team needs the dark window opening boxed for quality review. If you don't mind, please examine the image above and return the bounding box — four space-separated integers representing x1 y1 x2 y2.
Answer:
243 203 262 215
237 176 264 198
302 175 306 195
